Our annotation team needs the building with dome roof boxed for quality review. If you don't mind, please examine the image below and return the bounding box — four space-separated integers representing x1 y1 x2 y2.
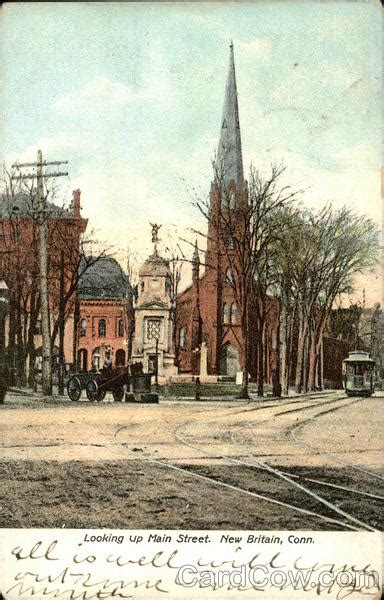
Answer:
76 255 132 371
131 225 177 381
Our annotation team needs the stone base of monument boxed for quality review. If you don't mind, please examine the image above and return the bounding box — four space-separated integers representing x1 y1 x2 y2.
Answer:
125 392 159 404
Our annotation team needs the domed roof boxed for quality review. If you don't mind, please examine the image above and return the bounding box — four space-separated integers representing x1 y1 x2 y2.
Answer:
139 253 170 277
78 256 131 300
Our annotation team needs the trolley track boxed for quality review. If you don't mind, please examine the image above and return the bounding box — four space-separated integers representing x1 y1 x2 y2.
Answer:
114 392 381 531
174 417 379 531
114 425 361 531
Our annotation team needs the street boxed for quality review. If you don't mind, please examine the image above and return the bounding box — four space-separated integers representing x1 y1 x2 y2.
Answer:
0 391 382 530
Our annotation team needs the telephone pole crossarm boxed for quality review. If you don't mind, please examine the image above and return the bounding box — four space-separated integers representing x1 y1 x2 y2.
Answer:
12 160 68 168
11 171 69 180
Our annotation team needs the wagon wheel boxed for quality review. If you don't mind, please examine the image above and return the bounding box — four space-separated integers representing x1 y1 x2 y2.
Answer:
96 385 106 401
112 386 125 402
86 378 100 402
67 376 82 401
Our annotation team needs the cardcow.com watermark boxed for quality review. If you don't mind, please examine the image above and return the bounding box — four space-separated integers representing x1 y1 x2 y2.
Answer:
175 564 380 593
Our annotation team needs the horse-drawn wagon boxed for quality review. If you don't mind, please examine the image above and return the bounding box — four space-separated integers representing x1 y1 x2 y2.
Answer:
66 363 156 403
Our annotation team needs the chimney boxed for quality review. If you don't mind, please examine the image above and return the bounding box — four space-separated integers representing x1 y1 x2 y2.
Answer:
72 189 81 218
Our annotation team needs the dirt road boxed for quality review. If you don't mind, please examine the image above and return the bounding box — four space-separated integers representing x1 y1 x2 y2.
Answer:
0 392 382 529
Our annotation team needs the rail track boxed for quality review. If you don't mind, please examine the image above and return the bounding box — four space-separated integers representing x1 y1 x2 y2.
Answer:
114 392 382 532
174 395 380 532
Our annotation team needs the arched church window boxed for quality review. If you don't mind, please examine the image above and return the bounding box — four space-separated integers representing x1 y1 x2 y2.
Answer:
80 319 87 337
179 327 185 349
118 319 124 337
221 189 228 209
229 190 235 209
225 268 234 286
225 235 235 250
223 303 230 324
98 319 106 338
231 303 238 324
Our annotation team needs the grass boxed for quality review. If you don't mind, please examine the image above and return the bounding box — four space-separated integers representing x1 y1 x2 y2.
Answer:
1 460 381 530
162 382 270 398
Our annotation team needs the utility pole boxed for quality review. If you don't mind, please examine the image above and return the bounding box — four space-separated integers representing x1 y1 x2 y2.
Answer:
12 150 68 396
58 249 65 395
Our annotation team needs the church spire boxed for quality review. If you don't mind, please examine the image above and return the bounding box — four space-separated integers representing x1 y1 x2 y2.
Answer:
216 41 244 187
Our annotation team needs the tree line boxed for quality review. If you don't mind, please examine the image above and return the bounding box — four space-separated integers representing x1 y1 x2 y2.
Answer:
193 163 379 398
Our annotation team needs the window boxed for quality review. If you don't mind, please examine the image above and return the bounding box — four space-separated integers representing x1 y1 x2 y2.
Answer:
141 281 145 292
225 235 235 250
118 319 124 337
0 227 7 246
98 319 106 338
221 189 228 209
80 319 87 337
231 303 238 324
225 268 234 286
229 190 235 209
179 327 185 349
147 319 161 341
223 303 230 324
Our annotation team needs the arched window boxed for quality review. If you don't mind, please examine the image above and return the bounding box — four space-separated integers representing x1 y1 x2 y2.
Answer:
118 319 124 337
80 319 87 337
223 303 230 324
221 189 228 209
231 303 238 324
229 190 235 209
115 349 126 366
225 268 233 286
179 327 185 349
225 235 235 249
98 319 106 338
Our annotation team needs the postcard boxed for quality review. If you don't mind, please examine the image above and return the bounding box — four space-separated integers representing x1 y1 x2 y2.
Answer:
0 2 382 599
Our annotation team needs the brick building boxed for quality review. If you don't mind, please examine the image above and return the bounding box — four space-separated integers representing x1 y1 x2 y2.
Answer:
76 256 132 371
177 44 279 382
0 188 87 383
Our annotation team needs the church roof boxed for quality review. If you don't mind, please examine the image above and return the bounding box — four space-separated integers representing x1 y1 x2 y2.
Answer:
78 256 131 300
215 42 244 188
139 253 170 277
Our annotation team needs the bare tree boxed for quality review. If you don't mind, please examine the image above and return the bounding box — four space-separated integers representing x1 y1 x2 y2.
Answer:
0 164 113 393
275 205 379 393
164 243 184 365
193 162 302 398
304 207 378 391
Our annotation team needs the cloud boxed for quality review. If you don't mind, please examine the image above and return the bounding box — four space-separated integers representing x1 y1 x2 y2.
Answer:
235 38 271 59
69 161 200 262
7 133 83 166
245 145 381 222
54 76 142 114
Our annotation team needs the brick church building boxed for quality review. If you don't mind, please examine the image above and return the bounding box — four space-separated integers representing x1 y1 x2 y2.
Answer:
176 44 279 382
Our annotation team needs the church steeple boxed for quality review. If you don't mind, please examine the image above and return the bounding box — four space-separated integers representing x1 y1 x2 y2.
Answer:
216 41 244 187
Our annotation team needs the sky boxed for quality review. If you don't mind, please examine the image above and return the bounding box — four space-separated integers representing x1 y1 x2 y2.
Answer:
1 2 382 304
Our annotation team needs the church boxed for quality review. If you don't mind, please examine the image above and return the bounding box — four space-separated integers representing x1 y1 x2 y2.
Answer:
176 44 279 382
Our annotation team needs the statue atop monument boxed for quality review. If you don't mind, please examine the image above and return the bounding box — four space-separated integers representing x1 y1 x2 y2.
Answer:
150 223 162 255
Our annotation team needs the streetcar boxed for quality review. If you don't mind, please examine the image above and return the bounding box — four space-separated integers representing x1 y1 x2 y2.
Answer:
342 351 375 397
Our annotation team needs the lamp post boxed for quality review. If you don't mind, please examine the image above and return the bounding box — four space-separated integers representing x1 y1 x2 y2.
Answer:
155 337 159 391
0 279 9 403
